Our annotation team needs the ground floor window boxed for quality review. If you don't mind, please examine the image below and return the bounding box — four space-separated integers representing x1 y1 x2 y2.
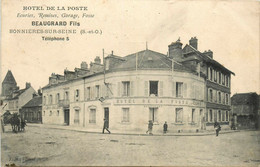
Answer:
57 110 59 116
222 110 225 121
149 108 158 122
89 109 96 123
209 110 213 122
74 109 79 124
122 108 130 122
175 108 183 123
226 111 229 121
218 110 221 122
191 109 195 123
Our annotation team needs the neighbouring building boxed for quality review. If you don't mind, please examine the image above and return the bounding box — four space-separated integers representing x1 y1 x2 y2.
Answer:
20 90 42 123
1 70 36 114
42 37 234 133
231 92 259 129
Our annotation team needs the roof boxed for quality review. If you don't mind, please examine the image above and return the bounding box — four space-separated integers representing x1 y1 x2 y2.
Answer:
231 92 259 105
22 96 42 108
2 70 16 84
110 49 194 73
183 45 235 75
5 88 27 100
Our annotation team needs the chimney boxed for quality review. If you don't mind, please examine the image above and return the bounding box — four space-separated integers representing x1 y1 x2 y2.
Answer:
168 38 183 61
26 82 31 89
203 50 213 58
81 61 88 69
189 37 198 50
38 89 42 96
94 56 101 64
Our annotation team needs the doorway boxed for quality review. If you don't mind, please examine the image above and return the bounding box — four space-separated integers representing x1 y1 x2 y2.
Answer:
64 109 70 125
104 107 109 128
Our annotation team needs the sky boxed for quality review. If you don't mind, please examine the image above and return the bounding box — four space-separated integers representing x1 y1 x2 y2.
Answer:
1 0 259 95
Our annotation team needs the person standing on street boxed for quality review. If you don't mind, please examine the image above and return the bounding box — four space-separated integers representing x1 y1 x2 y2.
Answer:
163 121 168 134
146 120 153 135
214 121 221 136
102 118 111 134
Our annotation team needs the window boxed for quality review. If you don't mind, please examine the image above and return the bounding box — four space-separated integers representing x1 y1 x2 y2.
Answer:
175 108 183 123
49 111 52 116
176 82 183 97
57 110 59 116
218 92 221 103
214 70 217 82
149 108 158 122
226 76 229 87
226 94 229 104
209 110 213 122
218 110 221 122
219 72 222 84
43 111 45 116
65 91 69 100
191 109 195 123
222 74 225 85
74 109 79 124
122 108 130 122
226 111 229 121
75 89 80 101
205 110 208 122
86 87 90 100
222 111 225 121
56 93 60 103
49 95 53 104
210 68 213 80
209 89 213 102
95 85 100 99
43 96 46 105
89 109 96 123
149 81 158 96
122 81 130 96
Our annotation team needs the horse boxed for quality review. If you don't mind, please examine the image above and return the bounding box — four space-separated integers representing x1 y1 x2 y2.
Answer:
3 112 21 133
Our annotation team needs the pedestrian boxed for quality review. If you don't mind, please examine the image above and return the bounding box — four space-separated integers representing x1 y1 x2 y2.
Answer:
214 121 221 136
163 121 168 134
21 119 27 132
102 118 111 134
146 120 153 135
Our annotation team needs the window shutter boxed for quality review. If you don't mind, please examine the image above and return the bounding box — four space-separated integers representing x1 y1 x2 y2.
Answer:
172 82 176 97
159 81 163 97
183 83 187 98
144 81 148 96
117 82 121 97
130 81 134 97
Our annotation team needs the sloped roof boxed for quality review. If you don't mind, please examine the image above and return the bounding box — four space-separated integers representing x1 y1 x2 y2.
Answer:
110 49 194 73
231 93 258 105
22 96 42 108
183 45 235 75
2 70 16 84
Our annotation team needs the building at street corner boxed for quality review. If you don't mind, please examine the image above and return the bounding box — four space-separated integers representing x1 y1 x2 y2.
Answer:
42 37 234 133
1 70 36 114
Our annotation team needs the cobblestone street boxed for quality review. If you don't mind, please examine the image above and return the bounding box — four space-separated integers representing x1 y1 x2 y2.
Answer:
1 125 260 166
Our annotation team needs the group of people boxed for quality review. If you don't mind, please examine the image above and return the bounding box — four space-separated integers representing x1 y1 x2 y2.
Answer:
102 118 222 136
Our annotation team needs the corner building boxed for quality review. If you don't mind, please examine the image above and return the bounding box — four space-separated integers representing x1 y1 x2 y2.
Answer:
42 37 234 133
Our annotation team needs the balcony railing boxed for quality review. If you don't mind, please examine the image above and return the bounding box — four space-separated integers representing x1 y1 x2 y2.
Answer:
58 100 70 108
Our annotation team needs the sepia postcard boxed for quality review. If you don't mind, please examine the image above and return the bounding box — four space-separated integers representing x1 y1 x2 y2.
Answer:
1 0 259 166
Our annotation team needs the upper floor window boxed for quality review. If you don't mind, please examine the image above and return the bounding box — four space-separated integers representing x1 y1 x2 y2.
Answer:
222 74 225 85
49 95 53 104
95 86 100 99
219 72 222 84
214 70 217 82
75 89 80 101
43 96 46 105
209 89 213 102
218 92 221 103
176 82 183 98
86 87 91 100
226 94 229 104
122 81 130 97
56 93 60 103
149 81 158 97
226 76 229 87
65 91 69 100
191 109 195 123
210 68 213 80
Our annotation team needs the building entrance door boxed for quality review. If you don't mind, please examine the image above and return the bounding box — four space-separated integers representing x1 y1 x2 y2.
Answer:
64 109 70 125
104 107 109 128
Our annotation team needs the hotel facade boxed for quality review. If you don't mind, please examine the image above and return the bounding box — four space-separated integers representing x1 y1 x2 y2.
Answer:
42 37 234 133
